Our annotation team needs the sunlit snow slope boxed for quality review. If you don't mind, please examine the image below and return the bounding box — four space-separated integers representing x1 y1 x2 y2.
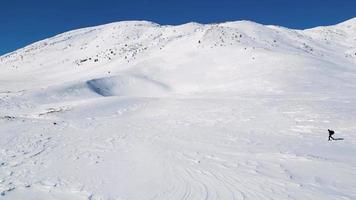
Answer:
1 18 356 200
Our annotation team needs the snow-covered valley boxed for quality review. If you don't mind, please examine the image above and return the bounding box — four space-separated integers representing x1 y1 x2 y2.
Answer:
1 18 356 199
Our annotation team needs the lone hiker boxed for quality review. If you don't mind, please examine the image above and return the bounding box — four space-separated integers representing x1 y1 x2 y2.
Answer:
328 129 335 141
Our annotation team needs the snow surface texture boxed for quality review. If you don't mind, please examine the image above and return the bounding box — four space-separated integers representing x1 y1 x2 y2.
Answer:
1 18 356 200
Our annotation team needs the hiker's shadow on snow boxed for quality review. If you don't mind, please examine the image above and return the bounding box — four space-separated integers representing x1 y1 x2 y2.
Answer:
333 138 344 141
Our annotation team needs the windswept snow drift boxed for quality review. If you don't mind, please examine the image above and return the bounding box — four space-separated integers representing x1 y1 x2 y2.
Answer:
86 74 170 97
0 18 356 200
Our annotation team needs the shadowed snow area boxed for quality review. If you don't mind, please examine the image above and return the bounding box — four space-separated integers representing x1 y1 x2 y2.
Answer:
86 75 170 97
0 19 356 200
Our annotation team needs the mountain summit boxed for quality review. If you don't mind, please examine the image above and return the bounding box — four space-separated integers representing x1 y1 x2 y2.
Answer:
1 19 355 95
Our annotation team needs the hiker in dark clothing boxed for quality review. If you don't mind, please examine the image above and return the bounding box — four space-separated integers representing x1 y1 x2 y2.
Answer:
328 129 335 141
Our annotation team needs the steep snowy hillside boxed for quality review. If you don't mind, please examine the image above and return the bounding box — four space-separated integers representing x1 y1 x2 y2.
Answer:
0 18 356 200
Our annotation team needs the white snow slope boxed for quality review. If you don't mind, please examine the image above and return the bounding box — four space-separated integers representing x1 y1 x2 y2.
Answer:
1 18 356 200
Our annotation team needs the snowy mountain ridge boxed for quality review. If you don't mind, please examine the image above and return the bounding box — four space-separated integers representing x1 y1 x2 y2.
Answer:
1 18 355 93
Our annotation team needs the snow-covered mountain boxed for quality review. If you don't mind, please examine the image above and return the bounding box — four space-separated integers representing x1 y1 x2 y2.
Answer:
0 18 356 199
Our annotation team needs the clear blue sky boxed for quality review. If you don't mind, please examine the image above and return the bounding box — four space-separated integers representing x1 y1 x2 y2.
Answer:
1 0 355 55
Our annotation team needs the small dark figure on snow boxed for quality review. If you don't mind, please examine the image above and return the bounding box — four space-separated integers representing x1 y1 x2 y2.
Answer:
328 129 335 141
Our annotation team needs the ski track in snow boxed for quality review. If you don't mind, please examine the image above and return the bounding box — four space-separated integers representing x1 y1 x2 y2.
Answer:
1 97 355 199
1 18 356 199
